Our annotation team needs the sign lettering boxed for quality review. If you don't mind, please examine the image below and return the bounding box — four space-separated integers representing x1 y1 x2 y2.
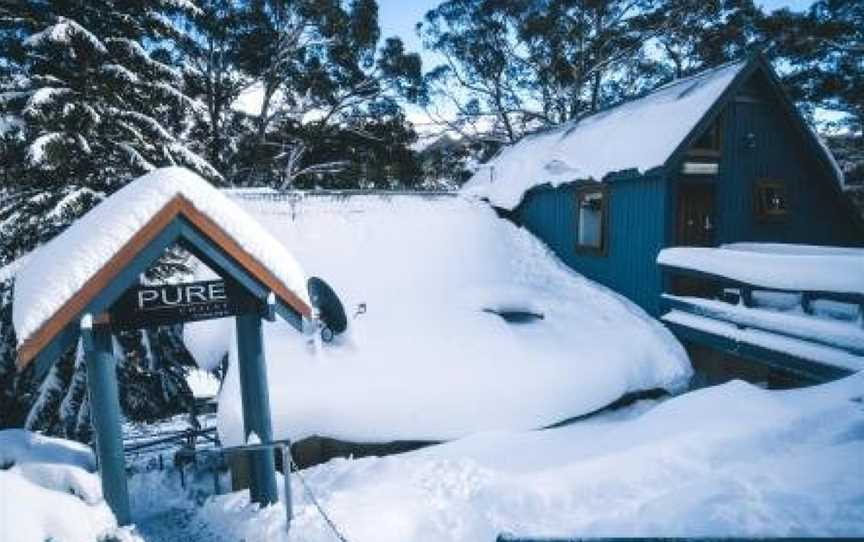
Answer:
110 280 258 330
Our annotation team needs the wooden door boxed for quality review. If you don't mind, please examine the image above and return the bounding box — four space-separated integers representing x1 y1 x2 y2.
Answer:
677 183 715 246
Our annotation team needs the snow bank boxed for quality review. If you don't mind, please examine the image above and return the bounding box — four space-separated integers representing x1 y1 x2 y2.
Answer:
658 245 864 295
0 430 122 542
197 373 864 541
0 428 95 471
462 61 746 209
186 194 690 445
13 167 309 347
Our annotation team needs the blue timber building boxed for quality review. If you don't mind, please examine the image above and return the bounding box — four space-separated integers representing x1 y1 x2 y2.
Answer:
467 55 862 319
465 55 863 384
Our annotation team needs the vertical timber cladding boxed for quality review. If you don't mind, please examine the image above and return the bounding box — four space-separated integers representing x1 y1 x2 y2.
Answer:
109 279 260 329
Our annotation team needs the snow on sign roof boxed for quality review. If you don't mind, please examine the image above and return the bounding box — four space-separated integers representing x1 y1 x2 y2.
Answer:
462 60 747 209
13 167 310 369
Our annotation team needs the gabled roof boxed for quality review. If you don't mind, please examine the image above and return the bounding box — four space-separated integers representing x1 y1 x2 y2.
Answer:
13 167 311 373
462 54 849 212
462 60 748 209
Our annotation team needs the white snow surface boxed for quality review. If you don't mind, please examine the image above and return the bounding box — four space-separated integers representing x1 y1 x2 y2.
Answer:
185 194 690 445
0 428 95 472
658 245 864 294
462 61 746 209
12 167 309 347
0 430 121 542
197 373 864 541
186 368 221 399
722 242 864 256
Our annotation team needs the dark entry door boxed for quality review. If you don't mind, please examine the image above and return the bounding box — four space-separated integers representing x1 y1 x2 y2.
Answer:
677 183 715 246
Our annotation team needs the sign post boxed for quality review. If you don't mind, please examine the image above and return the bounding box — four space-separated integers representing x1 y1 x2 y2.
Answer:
81 315 131 525
235 312 279 505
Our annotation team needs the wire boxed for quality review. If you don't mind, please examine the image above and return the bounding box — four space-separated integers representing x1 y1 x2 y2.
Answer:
285 448 351 542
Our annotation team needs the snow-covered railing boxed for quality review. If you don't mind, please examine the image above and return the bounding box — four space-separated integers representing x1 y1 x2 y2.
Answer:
658 245 864 322
657 244 864 380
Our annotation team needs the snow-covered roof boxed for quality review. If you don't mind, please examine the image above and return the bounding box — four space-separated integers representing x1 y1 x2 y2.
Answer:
186 194 691 445
462 61 747 209
13 167 310 368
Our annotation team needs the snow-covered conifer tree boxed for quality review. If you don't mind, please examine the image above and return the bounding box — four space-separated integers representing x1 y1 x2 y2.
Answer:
1 0 220 190
0 1 209 434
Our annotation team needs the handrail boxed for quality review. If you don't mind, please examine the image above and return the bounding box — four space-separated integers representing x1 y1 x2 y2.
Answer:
661 294 864 356
659 263 864 322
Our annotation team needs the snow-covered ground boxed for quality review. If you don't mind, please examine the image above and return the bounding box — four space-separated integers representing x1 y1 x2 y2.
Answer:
185 372 864 541
0 429 132 542
185 194 691 445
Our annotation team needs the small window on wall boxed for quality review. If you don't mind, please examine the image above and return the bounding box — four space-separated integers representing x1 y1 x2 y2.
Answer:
576 187 607 254
689 123 721 156
754 180 789 220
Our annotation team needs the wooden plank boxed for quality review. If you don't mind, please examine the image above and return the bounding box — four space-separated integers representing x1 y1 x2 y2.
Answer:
664 320 853 383
661 294 864 356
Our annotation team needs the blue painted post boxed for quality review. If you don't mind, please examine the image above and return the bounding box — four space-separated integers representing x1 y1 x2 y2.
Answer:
81 315 131 525
235 312 278 505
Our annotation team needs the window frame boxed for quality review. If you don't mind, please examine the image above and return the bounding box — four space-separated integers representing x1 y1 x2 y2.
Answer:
687 122 723 159
753 178 791 222
574 184 609 256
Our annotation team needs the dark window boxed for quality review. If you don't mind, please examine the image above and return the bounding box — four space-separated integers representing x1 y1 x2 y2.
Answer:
754 180 789 220
576 186 607 254
689 123 722 156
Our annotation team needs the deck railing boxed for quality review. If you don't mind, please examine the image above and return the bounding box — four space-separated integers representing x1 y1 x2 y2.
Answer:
660 264 864 324
658 262 863 383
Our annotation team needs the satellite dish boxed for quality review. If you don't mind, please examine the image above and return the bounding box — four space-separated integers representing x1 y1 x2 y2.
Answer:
307 277 347 342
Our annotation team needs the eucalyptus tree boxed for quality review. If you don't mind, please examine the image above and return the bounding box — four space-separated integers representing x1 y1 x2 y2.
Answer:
230 0 423 185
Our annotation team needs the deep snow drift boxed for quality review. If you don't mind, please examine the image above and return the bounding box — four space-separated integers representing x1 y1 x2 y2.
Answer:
0 430 124 542
195 373 864 541
185 193 691 445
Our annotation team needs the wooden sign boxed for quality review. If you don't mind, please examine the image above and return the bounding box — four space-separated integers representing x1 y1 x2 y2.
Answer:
109 280 259 330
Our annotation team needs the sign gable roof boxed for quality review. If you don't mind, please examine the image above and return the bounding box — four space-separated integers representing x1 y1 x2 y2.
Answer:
14 168 311 373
